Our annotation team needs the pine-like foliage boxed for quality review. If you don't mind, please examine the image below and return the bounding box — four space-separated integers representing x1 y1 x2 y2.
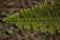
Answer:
3 0 60 35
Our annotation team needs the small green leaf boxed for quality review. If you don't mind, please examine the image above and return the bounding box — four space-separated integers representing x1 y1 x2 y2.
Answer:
48 19 55 35
32 18 40 32
40 18 47 33
15 19 23 28
24 19 31 30
8 30 14 34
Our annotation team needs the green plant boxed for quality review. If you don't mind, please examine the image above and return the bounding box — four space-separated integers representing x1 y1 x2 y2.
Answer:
3 0 60 35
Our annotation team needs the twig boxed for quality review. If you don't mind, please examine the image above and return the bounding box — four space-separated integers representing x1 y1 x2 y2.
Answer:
0 0 13 7
20 0 27 8
26 0 33 8
14 0 20 7
0 8 20 11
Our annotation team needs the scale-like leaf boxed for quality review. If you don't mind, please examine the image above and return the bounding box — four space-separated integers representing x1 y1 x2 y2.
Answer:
56 19 60 34
48 19 55 35
40 18 47 33
15 19 23 28
31 18 40 31
24 19 31 30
